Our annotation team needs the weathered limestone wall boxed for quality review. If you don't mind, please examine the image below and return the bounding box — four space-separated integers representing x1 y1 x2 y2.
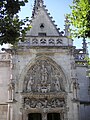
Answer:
0 53 10 103
0 104 8 120
76 66 90 120
0 53 11 120
77 66 89 101
79 105 90 120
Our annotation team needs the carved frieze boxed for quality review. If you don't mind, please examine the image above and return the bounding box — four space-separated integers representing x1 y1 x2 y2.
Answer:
23 59 65 93
24 97 65 109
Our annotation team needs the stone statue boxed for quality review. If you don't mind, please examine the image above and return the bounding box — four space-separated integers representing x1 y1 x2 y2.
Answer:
25 98 30 109
48 84 51 92
41 64 48 83
27 77 34 91
54 78 60 91
41 99 48 108
23 80 27 92
36 102 42 108
73 81 79 99
8 83 15 100
30 100 36 108
37 84 41 92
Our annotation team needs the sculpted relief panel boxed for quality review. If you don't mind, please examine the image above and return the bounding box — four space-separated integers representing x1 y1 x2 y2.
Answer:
24 97 65 109
23 59 65 93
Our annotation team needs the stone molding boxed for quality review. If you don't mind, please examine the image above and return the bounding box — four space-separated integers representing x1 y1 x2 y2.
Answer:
0 61 10 67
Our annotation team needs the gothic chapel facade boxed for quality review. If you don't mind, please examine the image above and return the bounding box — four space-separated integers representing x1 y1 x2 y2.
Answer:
0 0 90 120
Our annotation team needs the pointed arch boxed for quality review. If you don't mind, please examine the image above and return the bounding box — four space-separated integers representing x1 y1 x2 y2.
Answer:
18 56 68 92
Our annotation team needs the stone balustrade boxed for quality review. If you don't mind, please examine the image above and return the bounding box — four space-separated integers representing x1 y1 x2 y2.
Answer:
18 37 73 47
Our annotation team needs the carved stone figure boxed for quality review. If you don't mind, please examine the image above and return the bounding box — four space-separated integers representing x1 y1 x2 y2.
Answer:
47 84 51 92
41 64 48 83
8 83 15 100
54 78 60 91
25 98 30 109
51 99 56 107
37 84 41 92
30 100 36 108
23 80 27 92
27 77 34 91
36 102 42 108
73 81 79 99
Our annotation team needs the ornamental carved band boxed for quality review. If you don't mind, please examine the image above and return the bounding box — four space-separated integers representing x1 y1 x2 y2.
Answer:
24 97 65 109
23 59 65 93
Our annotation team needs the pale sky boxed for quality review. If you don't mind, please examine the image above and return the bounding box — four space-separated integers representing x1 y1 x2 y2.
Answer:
0 0 90 55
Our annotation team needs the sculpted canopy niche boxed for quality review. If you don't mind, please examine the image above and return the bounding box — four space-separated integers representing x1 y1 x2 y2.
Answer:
23 58 66 93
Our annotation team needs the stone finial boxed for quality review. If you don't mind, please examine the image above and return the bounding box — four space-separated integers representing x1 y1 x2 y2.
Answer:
32 0 44 17
35 0 44 7
64 16 70 37
82 37 87 53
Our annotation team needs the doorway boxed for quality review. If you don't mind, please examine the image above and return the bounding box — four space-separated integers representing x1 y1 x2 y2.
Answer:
47 113 61 120
28 113 42 120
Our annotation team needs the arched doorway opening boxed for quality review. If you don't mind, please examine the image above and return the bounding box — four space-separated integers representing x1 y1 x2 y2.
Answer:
47 113 61 120
28 113 42 120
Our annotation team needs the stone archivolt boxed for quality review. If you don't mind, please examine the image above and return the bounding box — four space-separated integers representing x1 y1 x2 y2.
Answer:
23 59 65 93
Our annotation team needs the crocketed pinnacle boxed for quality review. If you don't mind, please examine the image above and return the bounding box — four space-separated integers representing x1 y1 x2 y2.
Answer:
32 0 44 17
35 0 44 7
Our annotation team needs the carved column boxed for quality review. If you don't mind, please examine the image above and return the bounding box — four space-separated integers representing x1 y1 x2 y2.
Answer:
42 113 47 120
7 104 13 120
64 110 68 120
60 112 64 120
19 108 23 120
21 110 26 120
7 104 10 120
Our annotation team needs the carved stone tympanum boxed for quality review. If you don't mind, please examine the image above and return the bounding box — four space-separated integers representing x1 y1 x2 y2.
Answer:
23 59 65 93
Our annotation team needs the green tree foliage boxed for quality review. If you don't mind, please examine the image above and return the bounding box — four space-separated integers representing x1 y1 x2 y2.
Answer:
85 56 90 65
0 0 31 45
68 0 90 38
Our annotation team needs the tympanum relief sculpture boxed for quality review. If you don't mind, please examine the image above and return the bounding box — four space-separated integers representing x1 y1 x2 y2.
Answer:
23 59 65 93
22 59 66 116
